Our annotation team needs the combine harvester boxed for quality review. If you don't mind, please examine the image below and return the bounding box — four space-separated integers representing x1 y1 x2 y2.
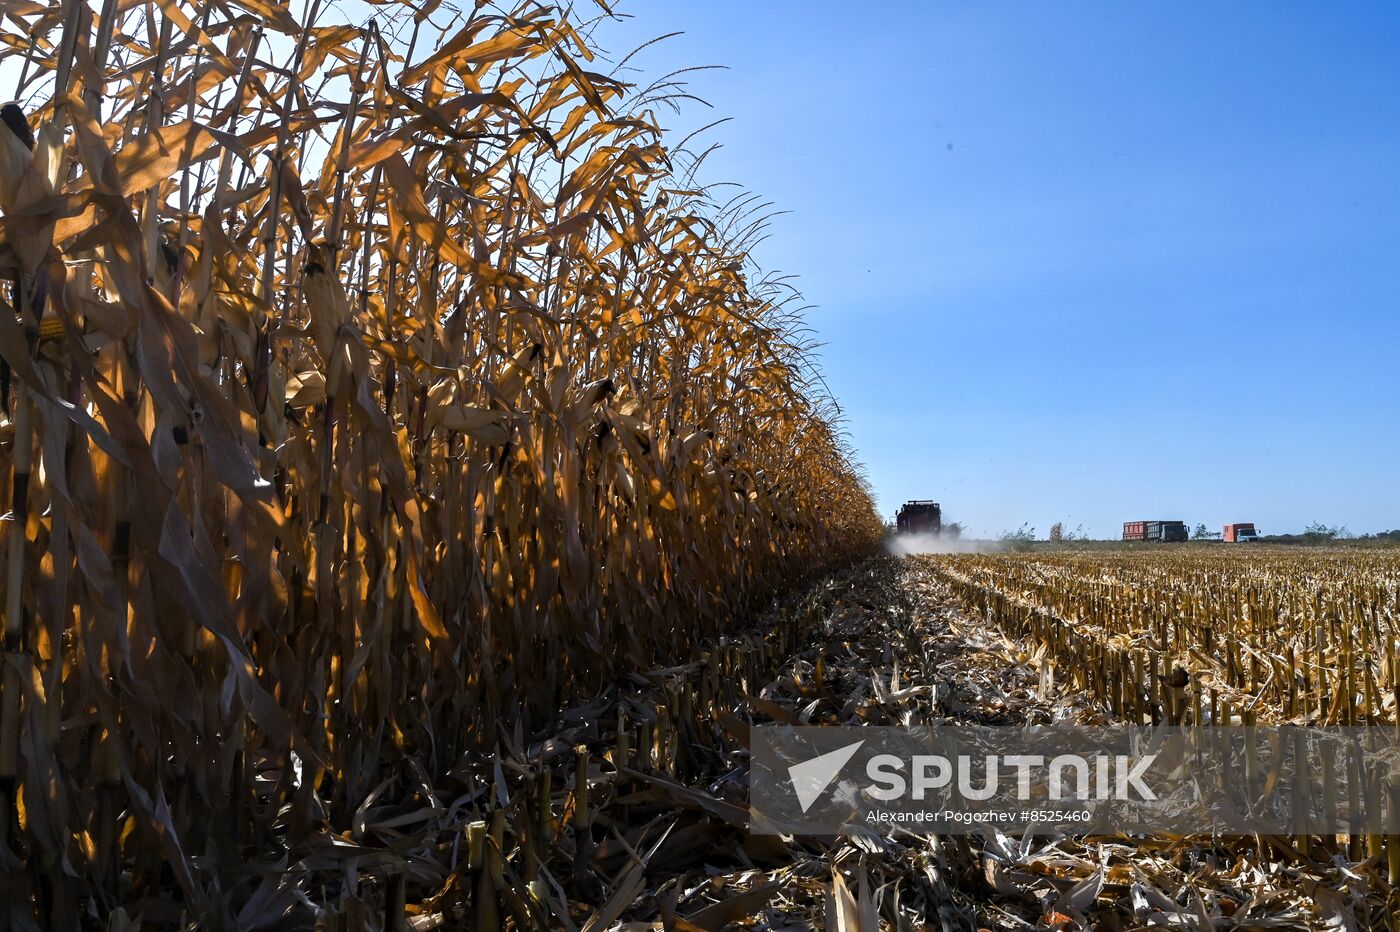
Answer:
896 500 942 535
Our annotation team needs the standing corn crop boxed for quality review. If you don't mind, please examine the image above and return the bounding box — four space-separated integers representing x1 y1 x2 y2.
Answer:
0 0 882 923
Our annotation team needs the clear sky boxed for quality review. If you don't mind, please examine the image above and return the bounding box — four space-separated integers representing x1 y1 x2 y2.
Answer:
597 2 1400 538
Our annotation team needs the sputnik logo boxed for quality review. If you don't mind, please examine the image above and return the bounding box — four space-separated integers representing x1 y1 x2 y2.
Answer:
788 740 864 812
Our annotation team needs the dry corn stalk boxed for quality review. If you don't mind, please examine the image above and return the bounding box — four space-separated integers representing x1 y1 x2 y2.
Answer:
927 548 1399 725
0 0 882 923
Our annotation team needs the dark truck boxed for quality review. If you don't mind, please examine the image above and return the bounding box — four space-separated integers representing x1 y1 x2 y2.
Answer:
1122 520 1189 542
896 500 941 535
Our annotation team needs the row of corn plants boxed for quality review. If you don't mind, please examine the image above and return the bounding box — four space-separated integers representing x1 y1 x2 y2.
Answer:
921 548 1400 871
926 549 1399 726
0 0 882 924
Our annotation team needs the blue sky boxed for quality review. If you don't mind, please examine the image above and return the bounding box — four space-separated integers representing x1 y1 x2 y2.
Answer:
598 2 1400 538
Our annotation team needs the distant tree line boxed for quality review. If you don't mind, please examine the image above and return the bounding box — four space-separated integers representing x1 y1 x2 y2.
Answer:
1258 523 1400 545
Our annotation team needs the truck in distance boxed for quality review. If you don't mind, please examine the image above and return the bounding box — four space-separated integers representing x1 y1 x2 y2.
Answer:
896 500 941 535
1223 523 1259 543
1123 520 1189 542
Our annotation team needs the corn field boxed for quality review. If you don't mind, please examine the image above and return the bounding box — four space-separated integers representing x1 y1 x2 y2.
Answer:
0 0 882 924
922 547 1400 882
925 548 1400 726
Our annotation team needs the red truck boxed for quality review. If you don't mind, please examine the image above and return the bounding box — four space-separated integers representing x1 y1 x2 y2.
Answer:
1223 523 1259 543
1123 520 1189 542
